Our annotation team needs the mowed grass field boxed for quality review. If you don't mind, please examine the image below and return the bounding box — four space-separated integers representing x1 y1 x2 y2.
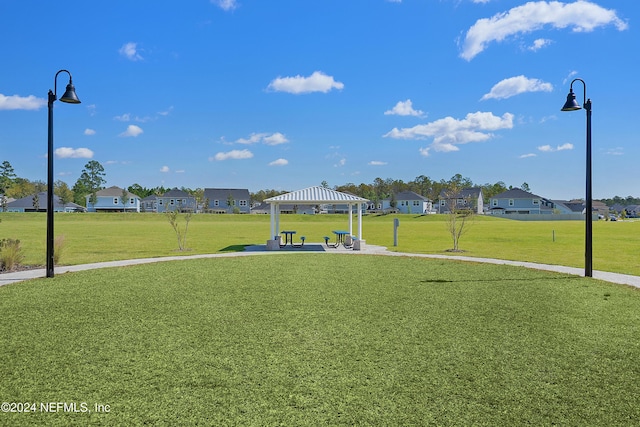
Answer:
2 213 640 425
1 212 639 275
1 255 640 425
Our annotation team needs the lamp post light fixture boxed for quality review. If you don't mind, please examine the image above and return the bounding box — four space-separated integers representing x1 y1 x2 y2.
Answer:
47 70 81 278
561 78 592 277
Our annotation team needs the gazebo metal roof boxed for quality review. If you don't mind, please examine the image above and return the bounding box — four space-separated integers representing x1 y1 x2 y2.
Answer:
265 186 369 204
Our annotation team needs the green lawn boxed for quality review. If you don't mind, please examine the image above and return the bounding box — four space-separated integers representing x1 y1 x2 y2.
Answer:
1 255 639 426
1 212 639 275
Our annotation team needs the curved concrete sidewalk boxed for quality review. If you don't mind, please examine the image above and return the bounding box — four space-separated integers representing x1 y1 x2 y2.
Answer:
1 243 639 289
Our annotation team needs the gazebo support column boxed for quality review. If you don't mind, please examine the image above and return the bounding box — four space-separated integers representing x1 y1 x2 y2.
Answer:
266 203 280 250
270 203 275 238
352 202 365 250
358 203 363 240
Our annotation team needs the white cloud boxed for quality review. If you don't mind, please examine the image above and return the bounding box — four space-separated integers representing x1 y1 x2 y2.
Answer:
538 143 573 152
133 115 154 123
236 133 263 144
384 111 514 154
520 153 537 158
267 71 344 94
368 161 388 166
55 147 94 159
384 99 424 116
115 109 170 123
419 147 431 157
0 93 45 110
563 71 579 85
529 38 552 51
269 158 289 166
157 106 173 116
160 166 170 173
235 132 289 145
119 125 144 137
263 132 288 145
460 1 628 61
481 75 553 100
604 147 624 156
84 129 96 136
119 42 143 61
211 0 237 11
211 149 254 161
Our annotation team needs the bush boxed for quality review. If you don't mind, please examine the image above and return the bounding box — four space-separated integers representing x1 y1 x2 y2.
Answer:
0 238 25 271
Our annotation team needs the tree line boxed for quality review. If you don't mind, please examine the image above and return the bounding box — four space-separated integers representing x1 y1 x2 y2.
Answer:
1 159 639 209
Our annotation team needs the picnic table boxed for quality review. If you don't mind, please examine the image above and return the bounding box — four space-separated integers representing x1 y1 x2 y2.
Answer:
333 230 351 248
280 230 296 247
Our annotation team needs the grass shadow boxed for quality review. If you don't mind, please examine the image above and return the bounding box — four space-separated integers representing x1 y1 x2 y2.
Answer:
219 244 253 252
420 275 580 284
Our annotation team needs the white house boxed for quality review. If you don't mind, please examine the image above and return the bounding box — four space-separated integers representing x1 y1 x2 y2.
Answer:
383 191 433 214
86 186 140 212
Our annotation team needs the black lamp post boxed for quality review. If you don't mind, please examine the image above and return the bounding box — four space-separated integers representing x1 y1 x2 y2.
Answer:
47 70 81 278
561 78 592 277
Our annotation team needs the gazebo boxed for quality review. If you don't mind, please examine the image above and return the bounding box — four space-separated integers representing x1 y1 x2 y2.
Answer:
264 186 369 250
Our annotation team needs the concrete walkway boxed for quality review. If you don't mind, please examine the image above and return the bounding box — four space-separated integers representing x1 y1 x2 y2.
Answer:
2 243 640 289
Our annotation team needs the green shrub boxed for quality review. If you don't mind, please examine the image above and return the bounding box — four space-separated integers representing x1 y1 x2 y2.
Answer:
0 238 25 271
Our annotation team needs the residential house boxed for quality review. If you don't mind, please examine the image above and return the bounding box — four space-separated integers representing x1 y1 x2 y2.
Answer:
316 191 367 214
86 186 141 212
140 195 158 212
550 200 582 214
1 194 15 211
553 199 607 216
202 188 251 213
6 192 85 212
157 188 197 213
610 204 626 216
591 200 609 217
620 204 640 218
251 201 316 215
381 191 433 214
438 187 484 214
489 188 552 215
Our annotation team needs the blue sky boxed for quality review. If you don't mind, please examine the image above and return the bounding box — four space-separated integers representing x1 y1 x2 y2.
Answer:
0 0 637 200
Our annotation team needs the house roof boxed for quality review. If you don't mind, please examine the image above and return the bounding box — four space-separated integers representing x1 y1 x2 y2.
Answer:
7 192 84 210
94 185 138 198
161 188 192 198
265 186 369 204
565 203 585 213
439 187 483 199
252 202 314 212
203 188 250 200
491 188 542 199
389 191 430 201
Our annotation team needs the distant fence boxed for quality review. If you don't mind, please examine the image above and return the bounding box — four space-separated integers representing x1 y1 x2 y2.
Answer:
493 213 598 221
